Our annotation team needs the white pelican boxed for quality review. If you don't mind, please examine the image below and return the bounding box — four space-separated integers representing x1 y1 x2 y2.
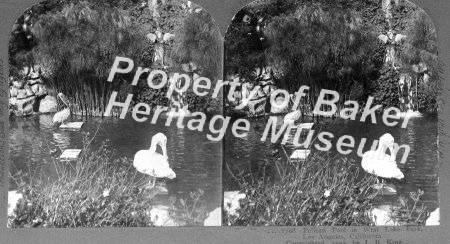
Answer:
52 93 70 124
133 133 176 188
361 133 404 181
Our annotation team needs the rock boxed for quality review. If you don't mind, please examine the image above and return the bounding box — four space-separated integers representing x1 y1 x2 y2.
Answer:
31 84 47 97
247 97 266 116
257 87 266 98
39 95 58 113
224 191 246 217
16 89 27 99
9 97 17 106
242 82 266 100
263 84 277 96
28 78 43 86
271 96 289 114
20 66 33 77
426 208 439 226
204 207 221 226
8 190 23 217
12 80 24 89
230 91 242 106
15 96 36 116
10 87 18 97
25 86 34 97
370 205 398 226
148 205 179 226
28 70 40 79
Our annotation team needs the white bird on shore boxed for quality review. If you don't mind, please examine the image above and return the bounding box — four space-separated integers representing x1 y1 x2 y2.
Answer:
133 133 176 188
361 133 404 181
52 93 70 124
284 95 301 125
284 110 301 125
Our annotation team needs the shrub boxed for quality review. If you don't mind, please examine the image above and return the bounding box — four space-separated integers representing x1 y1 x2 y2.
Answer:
8 131 208 227
225 152 380 226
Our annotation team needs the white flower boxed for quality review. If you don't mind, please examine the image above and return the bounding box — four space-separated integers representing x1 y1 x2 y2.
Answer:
323 189 331 198
102 189 110 197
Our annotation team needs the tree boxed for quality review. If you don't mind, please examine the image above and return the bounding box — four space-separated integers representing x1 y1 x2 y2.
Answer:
170 9 222 80
29 1 146 116
263 2 378 107
398 9 440 112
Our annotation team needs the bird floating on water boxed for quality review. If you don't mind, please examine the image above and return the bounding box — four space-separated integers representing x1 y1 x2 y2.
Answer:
361 133 404 193
52 93 70 125
133 133 176 188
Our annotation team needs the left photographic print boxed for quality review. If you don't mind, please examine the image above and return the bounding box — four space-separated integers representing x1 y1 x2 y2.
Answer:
7 0 223 227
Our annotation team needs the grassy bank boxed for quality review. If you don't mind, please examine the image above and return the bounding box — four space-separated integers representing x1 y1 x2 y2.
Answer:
8 131 208 227
225 148 430 226
226 152 379 226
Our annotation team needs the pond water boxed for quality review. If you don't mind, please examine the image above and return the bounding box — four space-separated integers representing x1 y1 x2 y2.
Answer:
223 114 439 212
9 114 222 212
9 112 440 218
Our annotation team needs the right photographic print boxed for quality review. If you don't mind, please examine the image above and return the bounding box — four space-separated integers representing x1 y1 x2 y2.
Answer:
223 0 440 227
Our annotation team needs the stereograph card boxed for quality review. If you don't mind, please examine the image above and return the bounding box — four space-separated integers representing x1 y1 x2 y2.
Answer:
0 0 449 243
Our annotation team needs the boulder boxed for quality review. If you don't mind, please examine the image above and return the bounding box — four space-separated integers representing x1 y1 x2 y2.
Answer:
12 80 24 89
426 208 439 226
224 191 246 217
25 86 34 97
242 82 266 101
16 89 27 99
148 205 179 226
15 96 36 116
247 97 266 117
8 190 23 217
39 95 58 113
203 207 221 226
10 87 18 97
9 97 17 106
31 84 47 97
28 78 43 86
28 70 40 79
230 91 242 106
370 205 398 226
263 84 277 96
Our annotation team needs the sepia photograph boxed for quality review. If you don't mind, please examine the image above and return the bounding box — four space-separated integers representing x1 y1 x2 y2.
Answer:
223 0 440 227
7 0 223 227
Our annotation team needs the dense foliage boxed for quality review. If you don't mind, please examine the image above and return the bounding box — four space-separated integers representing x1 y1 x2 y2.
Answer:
225 0 440 113
9 0 223 116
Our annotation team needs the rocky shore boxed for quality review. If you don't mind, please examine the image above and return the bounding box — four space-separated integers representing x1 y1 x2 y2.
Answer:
9 70 57 117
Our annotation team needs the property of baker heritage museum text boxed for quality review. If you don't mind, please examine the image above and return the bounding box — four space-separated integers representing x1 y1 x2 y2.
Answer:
7 0 439 228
